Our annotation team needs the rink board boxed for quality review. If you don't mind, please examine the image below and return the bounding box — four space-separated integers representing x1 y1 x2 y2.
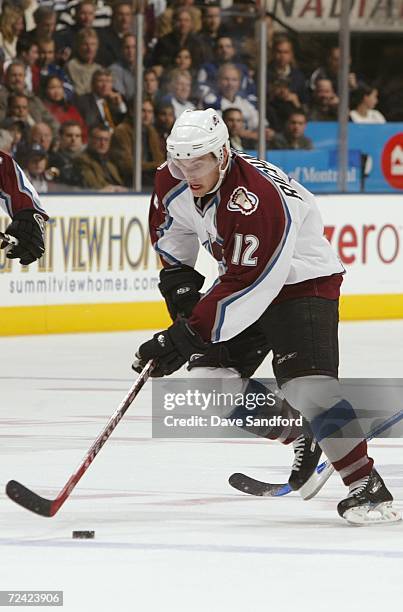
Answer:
1 194 402 335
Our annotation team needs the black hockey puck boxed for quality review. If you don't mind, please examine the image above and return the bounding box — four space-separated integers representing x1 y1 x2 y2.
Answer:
72 530 95 539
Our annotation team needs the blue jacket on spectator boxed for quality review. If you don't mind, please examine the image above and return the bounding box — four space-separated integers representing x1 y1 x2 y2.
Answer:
198 61 257 106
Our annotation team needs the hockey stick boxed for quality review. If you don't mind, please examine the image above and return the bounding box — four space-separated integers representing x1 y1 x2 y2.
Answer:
6 360 154 517
229 407 403 498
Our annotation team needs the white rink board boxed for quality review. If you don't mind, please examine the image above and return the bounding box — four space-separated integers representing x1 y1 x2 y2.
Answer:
317 195 403 295
0 194 402 309
0 196 160 307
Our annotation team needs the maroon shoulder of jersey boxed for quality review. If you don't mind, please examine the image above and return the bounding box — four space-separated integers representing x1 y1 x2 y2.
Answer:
148 162 183 262
0 151 48 219
216 153 288 237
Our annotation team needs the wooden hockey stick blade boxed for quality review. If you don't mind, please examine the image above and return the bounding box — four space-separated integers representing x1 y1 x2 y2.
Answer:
5 360 154 517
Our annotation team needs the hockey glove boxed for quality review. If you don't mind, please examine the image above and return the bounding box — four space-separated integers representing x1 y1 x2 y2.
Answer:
132 319 208 377
159 265 205 320
1 209 46 265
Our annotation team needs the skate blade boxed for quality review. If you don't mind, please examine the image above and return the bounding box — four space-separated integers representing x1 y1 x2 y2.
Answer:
344 502 402 526
299 463 334 500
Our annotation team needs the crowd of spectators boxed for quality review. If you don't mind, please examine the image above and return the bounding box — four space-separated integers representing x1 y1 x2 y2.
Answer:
0 0 399 193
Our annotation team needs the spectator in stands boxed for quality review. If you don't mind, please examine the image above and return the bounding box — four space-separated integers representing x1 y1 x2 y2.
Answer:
0 128 13 154
55 0 97 61
42 76 87 138
203 63 258 131
76 68 127 130
38 39 74 100
0 4 25 62
66 28 102 96
15 38 40 94
374 42 403 121
3 94 33 151
20 143 50 193
173 47 193 73
24 5 56 46
271 111 313 150
48 120 84 187
222 107 246 151
0 61 59 135
156 0 202 38
97 1 133 67
140 99 165 185
222 0 255 47
74 123 127 191
349 84 386 124
267 79 303 130
309 45 358 94
152 7 204 74
308 78 339 121
0 117 26 157
30 121 53 154
267 35 307 105
110 100 164 187
143 68 163 107
110 33 136 102
162 69 195 118
198 3 229 62
52 0 111 32
197 35 255 102
23 0 39 34
155 102 176 152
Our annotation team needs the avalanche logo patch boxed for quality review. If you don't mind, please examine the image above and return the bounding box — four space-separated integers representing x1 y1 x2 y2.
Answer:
227 187 259 216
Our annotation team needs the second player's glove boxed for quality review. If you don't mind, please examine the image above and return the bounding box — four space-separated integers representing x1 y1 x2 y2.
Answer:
132 319 208 377
1 209 46 265
158 265 205 320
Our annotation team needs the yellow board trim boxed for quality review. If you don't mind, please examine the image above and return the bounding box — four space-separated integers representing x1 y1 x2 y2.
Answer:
0 301 171 336
339 294 403 321
0 295 403 336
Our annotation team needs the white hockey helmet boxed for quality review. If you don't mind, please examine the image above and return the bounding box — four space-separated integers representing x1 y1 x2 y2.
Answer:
166 108 231 190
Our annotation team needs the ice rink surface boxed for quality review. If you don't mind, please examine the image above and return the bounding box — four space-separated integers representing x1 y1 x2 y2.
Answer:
1 320 403 612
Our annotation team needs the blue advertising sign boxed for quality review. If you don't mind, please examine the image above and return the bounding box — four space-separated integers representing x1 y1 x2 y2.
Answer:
305 122 403 193
247 123 403 193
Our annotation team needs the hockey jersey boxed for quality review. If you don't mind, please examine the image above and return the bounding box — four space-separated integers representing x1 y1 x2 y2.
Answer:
150 151 344 343
0 151 47 219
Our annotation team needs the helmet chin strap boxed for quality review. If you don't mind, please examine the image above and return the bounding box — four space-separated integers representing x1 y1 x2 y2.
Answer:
206 144 231 194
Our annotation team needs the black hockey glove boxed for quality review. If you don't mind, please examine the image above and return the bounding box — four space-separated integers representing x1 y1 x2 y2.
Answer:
132 319 209 377
1 209 46 265
159 265 205 320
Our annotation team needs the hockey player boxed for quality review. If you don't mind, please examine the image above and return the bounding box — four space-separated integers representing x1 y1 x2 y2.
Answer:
0 150 47 265
134 108 400 525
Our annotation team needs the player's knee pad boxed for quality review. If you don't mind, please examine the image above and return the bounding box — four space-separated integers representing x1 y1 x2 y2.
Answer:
281 375 360 443
282 375 343 414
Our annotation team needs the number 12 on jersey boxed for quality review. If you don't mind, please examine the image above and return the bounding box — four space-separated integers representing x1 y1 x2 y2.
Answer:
231 233 259 266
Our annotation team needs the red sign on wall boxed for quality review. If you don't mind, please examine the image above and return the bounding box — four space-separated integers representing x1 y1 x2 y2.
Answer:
381 133 403 189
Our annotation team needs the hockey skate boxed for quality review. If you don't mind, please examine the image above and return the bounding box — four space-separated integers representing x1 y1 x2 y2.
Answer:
337 468 402 525
288 434 322 492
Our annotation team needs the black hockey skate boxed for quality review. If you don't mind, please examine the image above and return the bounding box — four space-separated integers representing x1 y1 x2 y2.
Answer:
337 468 401 525
288 434 322 491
